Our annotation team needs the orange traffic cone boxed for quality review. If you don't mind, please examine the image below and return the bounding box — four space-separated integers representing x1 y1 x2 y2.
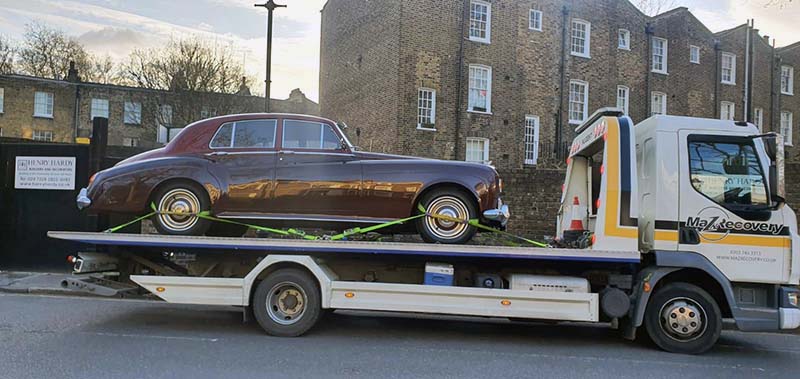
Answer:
569 196 585 231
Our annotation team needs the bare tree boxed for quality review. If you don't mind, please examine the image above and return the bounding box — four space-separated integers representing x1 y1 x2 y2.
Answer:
118 38 250 94
17 23 93 80
0 35 14 74
634 0 678 16
765 0 793 6
84 53 115 84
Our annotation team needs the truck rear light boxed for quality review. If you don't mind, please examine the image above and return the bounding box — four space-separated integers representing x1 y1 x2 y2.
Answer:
789 292 798 307
67 255 76 264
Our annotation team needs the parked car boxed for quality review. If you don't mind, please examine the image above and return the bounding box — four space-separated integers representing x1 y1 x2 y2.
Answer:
77 113 508 244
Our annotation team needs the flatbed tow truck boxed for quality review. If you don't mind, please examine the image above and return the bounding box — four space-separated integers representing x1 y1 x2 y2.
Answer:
51 109 800 354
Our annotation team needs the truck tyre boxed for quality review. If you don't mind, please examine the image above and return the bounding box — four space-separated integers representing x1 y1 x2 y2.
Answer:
417 188 477 244
253 268 322 337
152 181 211 236
644 282 721 354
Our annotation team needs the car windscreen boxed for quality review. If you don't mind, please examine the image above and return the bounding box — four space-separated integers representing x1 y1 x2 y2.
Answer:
282 120 340 150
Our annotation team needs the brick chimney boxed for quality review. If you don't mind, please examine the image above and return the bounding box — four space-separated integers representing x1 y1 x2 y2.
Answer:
236 76 251 96
66 61 81 82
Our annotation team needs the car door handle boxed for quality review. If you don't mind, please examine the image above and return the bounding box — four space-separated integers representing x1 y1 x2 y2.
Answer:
679 227 700 245
279 150 295 154
206 151 229 156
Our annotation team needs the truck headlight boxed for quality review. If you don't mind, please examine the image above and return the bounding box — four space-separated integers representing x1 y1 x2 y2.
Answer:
789 292 798 307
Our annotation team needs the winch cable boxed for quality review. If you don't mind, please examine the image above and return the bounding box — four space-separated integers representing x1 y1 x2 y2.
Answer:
103 202 548 247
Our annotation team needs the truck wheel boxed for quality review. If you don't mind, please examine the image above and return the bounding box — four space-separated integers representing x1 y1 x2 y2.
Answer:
253 268 322 337
417 188 477 244
152 182 211 236
644 282 721 354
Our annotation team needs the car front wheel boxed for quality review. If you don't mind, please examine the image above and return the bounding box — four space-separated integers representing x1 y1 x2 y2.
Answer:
417 188 477 244
151 182 211 236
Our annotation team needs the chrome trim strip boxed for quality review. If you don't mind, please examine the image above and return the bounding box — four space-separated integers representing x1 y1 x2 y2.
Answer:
216 213 396 224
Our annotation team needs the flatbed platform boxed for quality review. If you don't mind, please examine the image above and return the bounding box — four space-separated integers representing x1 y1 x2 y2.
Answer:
47 231 641 264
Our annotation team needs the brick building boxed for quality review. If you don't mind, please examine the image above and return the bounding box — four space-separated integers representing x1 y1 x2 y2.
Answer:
320 0 800 237
0 66 319 148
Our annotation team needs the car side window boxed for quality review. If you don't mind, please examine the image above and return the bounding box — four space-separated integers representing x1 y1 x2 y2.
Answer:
688 139 768 207
233 120 277 148
282 120 340 150
210 123 233 148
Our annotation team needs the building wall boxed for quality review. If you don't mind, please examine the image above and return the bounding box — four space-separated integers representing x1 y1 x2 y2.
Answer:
0 74 319 148
320 0 800 237
779 44 800 158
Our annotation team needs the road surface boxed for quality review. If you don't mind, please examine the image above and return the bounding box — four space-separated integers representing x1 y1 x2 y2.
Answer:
0 293 798 378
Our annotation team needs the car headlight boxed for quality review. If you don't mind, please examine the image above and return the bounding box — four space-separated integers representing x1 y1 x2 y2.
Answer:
789 292 799 307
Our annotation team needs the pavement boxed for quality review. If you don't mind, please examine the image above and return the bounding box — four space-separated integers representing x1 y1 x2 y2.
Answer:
0 271 77 296
1 292 800 379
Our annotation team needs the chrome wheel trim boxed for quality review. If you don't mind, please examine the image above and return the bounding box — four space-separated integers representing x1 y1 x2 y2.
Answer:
659 297 707 342
267 281 307 325
157 188 201 232
424 195 470 240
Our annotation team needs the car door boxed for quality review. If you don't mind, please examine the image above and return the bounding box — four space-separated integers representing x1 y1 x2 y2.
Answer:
678 131 790 283
272 118 362 219
207 119 278 215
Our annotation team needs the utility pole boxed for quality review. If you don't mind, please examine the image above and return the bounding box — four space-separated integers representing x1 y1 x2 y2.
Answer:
254 0 286 113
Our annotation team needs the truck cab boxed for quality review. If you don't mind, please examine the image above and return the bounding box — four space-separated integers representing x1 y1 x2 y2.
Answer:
559 109 799 352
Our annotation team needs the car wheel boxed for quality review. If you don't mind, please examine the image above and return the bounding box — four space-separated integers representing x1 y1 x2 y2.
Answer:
252 268 322 337
151 181 211 236
644 282 722 354
417 188 477 244
206 223 248 238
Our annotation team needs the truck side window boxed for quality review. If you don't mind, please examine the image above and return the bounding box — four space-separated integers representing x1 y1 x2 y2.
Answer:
688 140 768 207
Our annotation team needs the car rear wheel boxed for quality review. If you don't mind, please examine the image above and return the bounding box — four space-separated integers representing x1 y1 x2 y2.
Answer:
417 188 477 244
152 182 211 236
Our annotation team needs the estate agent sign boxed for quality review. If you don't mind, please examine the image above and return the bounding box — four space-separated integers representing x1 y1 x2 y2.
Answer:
14 156 76 190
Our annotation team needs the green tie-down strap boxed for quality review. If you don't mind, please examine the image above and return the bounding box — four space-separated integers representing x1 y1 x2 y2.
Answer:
104 202 547 247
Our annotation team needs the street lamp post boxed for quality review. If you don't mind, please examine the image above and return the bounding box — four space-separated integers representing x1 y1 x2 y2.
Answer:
254 0 286 113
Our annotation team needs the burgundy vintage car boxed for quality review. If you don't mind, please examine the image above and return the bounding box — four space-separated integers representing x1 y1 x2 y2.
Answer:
77 113 508 244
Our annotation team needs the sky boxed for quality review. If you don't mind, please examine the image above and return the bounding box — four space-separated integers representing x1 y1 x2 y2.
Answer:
0 0 797 103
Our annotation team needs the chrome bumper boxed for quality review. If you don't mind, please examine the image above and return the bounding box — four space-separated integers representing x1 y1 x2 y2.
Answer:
483 199 510 226
76 188 91 210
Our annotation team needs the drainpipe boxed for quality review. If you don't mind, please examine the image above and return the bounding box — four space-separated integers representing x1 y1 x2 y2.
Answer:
556 5 569 155
771 39 778 132
645 22 654 116
453 0 469 161
714 40 721 119
744 19 752 122
73 84 80 141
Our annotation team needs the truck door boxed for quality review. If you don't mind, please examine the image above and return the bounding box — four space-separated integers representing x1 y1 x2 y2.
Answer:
678 131 790 283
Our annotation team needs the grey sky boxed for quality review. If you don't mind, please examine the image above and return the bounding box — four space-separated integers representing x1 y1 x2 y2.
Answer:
0 0 797 102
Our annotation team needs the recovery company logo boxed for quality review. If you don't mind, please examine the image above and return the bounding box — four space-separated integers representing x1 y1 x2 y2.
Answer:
685 206 785 241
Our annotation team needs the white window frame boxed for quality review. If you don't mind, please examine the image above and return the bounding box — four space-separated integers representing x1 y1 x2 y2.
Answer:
651 91 667 116
0 88 4 114
157 104 174 144
781 111 793 146
570 19 591 58
754 107 764 131
690 45 700 64
720 101 735 121
32 130 53 142
529 9 542 31
618 29 630 50
465 137 490 164
524 115 540 165
651 37 668 74
90 98 109 121
124 101 142 125
568 80 589 125
469 0 491 44
782 65 794 96
417 88 436 130
122 137 140 147
33 91 54 118
721 53 736 85
616 85 630 115
467 64 492 114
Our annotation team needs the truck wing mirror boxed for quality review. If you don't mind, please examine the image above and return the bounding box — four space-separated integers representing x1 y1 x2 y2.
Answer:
762 133 778 161
755 133 785 207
